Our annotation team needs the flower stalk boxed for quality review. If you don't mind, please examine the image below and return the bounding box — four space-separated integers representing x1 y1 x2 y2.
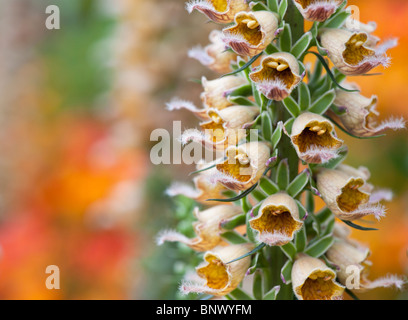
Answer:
159 0 406 301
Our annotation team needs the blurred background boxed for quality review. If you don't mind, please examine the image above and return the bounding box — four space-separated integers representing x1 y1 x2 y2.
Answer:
0 0 406 300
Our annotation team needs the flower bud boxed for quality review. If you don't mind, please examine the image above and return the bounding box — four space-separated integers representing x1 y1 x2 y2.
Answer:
331 88 405 137
326 238 405 291
316 164 387 221
180 243 255 296
293 0 345 22
212 141 271 191
201 75 247 110
249 192 303 246
222 11 279 57
186 0 250 24
292 254 345 300
157 204 242 252
320 28 395 75
188 30 239 74
249 52 303 101
290 112 343 164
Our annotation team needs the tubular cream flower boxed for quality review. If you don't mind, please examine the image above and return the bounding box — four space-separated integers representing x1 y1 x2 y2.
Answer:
249 52 303 101
186 0 250 24
292 254 345 300
249 192 303 246
188 30 239 74
319 28 395 75
290 112 343 164
166 161 229 205
157 205 242 252
326 239 406 291
180 243 255 296
201 75 248 111
180 106 259 150
330 88 405 137
211 141 271 191
316 164 388 221
292 0 344 22
222 11 279 57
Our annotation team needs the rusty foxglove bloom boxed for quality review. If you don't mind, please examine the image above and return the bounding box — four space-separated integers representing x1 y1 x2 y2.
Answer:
180 106 259 150
180 243 255 296
292 0 344 22
330 88 405 137
157 205 242 252
249 52 303 101
326 239 405 291
249 192 303 246
292 254 345 300
186 0 250 24
316 164 388 221
166 161 229 205
211 141 271 191
290 112 343 164
188 30 239 74
201 75 248 111
320 28 396 75
222 11 279 57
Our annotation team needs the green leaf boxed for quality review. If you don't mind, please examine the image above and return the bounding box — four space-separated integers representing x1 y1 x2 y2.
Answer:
298 83 311 111
308 89 336 114
276 159 290 190
291 32 312 59
282 95 301 118
251 2 270 11
246 204 261 242
251 189 268 201
321 11 350 29
265 42 280 55
222 52 263 78
247 252 262 275
261 112 273 141
315 207 333 224
220 231 248 245
263 285 280 300
252 79 262 107
322 215 335 237
267 0 279 12
241 196 252 214
281 242 297 261
259 176 280 195
280 260 293 285
286 170 309 198
295 200 308 221
271 121 284 149
305 234 334 258
225 84 253 97
342 220 379 231
228 96 256 106
295 226 307 252
279 22 292 52
284 117 295 135
229 287 253 300
278 0 288 20
253 270 264 300
220 213 246 230
320 146 348 169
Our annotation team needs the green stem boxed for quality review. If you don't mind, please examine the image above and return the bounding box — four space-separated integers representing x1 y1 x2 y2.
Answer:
283 0 305 44
267 0 304 301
